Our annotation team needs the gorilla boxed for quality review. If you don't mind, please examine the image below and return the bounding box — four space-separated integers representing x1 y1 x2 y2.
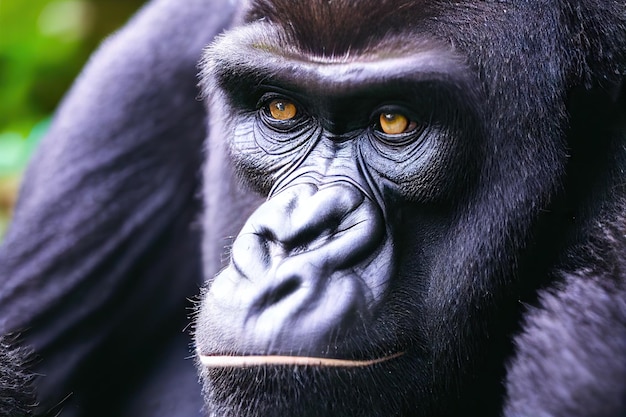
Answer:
0 0 625 416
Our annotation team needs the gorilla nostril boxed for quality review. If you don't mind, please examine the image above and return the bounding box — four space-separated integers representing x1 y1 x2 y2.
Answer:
253 275 302 312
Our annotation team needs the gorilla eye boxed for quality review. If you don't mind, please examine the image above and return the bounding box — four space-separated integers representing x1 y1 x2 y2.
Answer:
267 99 297 121
378 113 417 135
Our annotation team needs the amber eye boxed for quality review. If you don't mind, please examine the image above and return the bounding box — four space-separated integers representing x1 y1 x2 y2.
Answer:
379 112 412 135
267 99 297 121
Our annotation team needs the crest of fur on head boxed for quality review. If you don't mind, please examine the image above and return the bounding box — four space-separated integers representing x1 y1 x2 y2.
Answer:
245 0 437 57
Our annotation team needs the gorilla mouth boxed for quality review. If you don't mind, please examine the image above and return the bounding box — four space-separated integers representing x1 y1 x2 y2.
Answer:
198 351 405 368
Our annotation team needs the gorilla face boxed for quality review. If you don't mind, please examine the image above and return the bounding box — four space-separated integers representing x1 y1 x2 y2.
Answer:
197 25 480 354
194 2 573 416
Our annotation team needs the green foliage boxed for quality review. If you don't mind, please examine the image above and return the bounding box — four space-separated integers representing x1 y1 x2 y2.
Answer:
0 0 143 238
0 120 49 177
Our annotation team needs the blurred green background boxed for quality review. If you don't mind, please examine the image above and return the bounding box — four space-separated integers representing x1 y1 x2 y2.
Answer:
0 0 144 238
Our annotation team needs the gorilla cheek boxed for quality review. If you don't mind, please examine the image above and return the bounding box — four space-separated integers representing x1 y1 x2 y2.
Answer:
195 180 397 361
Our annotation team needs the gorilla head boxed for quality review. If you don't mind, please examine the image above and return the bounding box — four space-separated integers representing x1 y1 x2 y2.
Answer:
0 0 623 416
194 1 626 416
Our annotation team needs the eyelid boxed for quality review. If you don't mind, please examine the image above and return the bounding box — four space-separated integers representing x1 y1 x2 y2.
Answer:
371 103 418 122
257 90 303 108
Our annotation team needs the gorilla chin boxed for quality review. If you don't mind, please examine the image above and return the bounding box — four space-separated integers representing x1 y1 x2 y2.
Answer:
198 352 426 417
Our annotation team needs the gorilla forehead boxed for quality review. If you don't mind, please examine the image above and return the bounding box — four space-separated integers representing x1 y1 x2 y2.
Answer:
245 0 439 56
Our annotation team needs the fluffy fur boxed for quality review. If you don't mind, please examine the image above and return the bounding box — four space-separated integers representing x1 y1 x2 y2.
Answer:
0 338 33 417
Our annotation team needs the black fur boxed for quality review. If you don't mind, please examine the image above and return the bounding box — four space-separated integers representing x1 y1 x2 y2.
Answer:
504 212 626 417
0 338 33 417
0 0 624 416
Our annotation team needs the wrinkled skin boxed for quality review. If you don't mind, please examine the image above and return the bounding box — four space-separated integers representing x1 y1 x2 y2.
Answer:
0 1 625 417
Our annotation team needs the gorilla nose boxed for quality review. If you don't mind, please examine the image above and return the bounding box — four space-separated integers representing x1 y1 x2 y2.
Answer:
236 181 383 274
200 181 387 357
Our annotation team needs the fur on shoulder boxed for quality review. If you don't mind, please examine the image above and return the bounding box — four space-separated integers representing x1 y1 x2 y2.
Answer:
0 337 34 417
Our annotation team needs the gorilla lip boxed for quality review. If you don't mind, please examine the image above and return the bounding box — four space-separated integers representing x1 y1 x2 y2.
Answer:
198 352 404 368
